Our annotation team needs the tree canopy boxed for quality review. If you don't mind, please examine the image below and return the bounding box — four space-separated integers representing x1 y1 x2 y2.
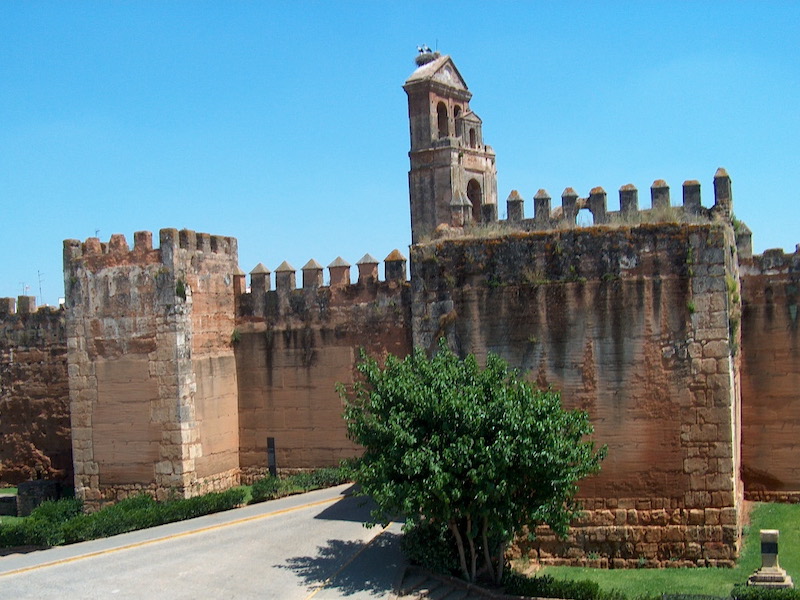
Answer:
340 341 606 583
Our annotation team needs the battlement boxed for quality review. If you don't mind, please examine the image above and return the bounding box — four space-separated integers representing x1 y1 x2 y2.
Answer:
0 296 44 316
243 250 409 295
237 250 410 322
441 169 736 240
740 245 800 275
63 229 237 272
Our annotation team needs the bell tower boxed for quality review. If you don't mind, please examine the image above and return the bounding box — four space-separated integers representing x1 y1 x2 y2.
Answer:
403 52 498 243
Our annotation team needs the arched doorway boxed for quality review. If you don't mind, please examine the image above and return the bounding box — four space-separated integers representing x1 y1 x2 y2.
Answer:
467 179 482 223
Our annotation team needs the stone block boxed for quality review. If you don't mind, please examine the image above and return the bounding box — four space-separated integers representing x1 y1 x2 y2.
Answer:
703 340 731 359
720 508 738 525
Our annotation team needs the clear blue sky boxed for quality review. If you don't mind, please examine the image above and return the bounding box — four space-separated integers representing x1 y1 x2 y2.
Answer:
2 1 798 306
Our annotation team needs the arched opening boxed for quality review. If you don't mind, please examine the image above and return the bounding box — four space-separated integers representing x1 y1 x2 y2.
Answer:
437 102 448 139
469 128 476 148
577 207 594 227
467 179 482 222
454 106 462 137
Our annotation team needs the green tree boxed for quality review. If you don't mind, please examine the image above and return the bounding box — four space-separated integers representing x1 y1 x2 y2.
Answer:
340 341 606 584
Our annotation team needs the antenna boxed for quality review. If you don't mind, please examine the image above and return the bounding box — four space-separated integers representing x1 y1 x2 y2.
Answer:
38 270 44 305
95 228 100 238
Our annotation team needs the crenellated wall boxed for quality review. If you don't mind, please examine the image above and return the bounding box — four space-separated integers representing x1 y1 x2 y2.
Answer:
63 229 240 507
0 298 71 485
739 247 800 502
411 216 744 567
444 169 739 245
234 252 412 481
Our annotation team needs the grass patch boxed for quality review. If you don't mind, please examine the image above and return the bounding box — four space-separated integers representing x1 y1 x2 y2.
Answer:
529 503 800 597
0 516 22 526
0 487 18 495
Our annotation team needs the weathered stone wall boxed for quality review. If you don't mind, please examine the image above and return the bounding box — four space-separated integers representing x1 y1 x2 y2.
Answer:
411 221 742 566
0 300 71 485
235 255 412 482
740 248 800 501
63 229 240 507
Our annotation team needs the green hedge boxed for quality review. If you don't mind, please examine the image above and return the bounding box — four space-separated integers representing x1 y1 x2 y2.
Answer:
730 586 800 600
250 466 349 504
0 488 245 549
502 572 657 600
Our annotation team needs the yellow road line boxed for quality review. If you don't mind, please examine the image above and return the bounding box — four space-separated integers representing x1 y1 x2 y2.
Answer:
303 522 393 600
0 494 344 578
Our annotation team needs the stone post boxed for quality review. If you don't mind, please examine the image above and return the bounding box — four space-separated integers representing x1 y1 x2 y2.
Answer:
682 180 702 214
534 189 551 223
561 188 578 225
275 261 296 292
506 190 524 222
302 259 324 289
250 263 271 294
356 254 379 283
747 530 794 588
17 296 36 314
588 187 608 225
619 184 638 217
384 250 407 282
0 297 15 315
133 230 153 252
328 257 351 287
651 179 670 210
713 167 733 218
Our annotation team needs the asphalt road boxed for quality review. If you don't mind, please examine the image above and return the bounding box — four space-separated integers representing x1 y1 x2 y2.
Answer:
0 484 406 599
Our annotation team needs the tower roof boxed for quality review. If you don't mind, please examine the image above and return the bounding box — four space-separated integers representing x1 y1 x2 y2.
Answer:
404 54 469 93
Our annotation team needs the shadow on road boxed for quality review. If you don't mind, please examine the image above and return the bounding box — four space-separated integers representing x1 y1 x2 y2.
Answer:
314 492 377 523
282 531 404 597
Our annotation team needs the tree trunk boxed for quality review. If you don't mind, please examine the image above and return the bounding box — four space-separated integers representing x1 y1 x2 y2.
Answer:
466 516 477 582
496 540 507 583
481 516 496 583
449 520 470 582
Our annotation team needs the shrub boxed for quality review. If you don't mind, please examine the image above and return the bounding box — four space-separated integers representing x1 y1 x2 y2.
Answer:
502 571 640 600
249 466 349 504
251 477 283 503
0 497 83 547
29 497 83 524
1 487 246 549
62 489 246 544
731 586 800 600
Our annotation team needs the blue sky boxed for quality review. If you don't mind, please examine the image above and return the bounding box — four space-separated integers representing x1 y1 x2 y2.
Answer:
2 1 798 306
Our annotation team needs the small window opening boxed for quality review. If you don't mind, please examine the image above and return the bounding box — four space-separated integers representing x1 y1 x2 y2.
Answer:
469 128 476 148
454 106 462 137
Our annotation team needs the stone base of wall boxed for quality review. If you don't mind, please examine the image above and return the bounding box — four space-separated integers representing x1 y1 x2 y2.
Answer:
516 505 739 568
745 490 800 503
81 468 242 511
188 468 241 497
239 465 331 485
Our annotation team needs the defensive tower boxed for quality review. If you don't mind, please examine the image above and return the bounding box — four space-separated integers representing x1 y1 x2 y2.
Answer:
404 51 498 242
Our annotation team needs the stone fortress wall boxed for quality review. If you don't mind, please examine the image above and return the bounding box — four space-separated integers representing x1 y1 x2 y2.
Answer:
413 171 745 566
0 298 71 484
0 53 798 568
